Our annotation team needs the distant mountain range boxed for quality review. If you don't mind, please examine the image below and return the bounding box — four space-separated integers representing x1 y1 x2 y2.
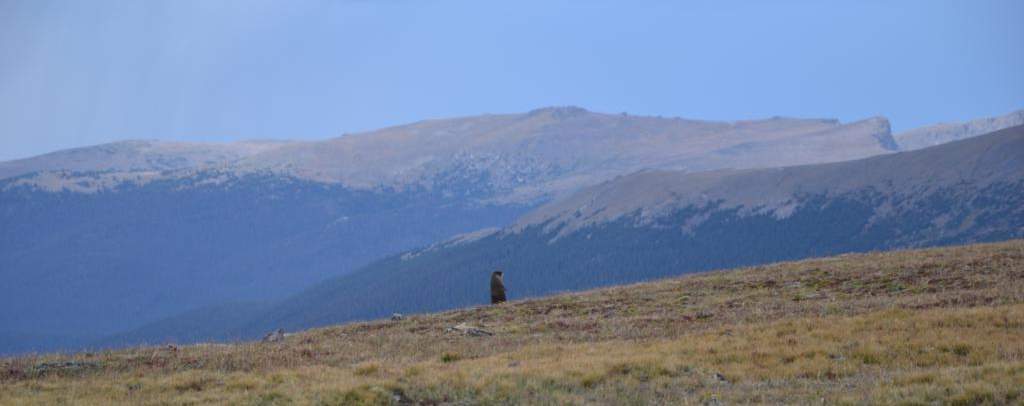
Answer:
1 107 1021 354
220 124 1024 340
2 107 901 203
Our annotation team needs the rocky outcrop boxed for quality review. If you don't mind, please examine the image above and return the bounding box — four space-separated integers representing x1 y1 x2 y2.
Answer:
895 109 1024 150
261 328 286 343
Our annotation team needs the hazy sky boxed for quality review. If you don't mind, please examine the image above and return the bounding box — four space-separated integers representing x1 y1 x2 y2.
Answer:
1 0 1022 161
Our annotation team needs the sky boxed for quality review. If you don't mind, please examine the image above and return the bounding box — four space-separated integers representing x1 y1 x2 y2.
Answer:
0 0 1022 161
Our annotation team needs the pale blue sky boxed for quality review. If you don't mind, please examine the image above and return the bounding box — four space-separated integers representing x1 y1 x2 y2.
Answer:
1 0 1022 160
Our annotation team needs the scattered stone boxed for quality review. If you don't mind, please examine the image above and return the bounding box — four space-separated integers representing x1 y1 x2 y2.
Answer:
391 313 405 321
193 343 232 349
445 322 494 336
262 328 286 343
391 388 414 404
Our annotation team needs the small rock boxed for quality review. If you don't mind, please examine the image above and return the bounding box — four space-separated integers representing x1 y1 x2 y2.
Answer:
696 310 715 320
262 328 286 343
445 322 494 336
391 388 414 404
391 313 405 321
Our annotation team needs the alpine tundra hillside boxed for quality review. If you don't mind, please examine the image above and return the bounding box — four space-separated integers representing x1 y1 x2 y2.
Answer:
2 240 1022 404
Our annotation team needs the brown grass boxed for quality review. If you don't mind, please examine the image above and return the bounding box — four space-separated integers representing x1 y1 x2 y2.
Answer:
2 240 1023 405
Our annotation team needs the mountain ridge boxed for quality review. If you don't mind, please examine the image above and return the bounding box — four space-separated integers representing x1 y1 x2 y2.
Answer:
2 107 898 203
0 139 292 181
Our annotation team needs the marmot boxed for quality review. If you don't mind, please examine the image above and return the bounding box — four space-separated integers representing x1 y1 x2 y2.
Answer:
490 271 506 304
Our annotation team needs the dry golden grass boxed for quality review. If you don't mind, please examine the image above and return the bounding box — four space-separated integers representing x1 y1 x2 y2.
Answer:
3 240 1024 405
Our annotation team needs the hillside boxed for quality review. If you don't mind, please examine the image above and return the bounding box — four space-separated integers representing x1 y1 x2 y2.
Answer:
225 125 1024 337
2 241 1022 405
0 107 907 354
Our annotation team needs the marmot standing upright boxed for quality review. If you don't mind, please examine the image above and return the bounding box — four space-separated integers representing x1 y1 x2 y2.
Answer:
490 271 506 304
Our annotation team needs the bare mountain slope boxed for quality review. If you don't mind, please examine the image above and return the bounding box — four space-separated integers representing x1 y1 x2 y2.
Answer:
517 122 1024 237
